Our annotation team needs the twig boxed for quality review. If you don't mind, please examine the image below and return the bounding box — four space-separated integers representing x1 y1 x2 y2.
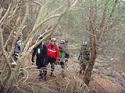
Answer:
65 78 70 92
17 68 29 83
0 4 12 26
31 0 42 6
0 28 12 85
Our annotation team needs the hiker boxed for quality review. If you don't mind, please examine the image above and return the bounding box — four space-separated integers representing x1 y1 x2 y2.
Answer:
59 40 70 76
32 36 48 81
64 40 69 63
47 38 60 77
78 41 90 74
13 36 23 60
12 35 23 66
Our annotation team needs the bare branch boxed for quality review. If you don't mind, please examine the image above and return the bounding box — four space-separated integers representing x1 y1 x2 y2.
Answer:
70 0 79 10
30 0 42 6
0 4 12 26
0 27 12 85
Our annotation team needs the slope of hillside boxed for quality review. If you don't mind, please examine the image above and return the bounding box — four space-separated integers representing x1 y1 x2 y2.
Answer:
24 56 125 93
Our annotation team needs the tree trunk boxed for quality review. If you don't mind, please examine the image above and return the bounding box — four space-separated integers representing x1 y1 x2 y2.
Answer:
84 30 97 86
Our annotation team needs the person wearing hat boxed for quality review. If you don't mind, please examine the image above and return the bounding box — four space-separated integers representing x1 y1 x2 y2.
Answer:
58 39 70 77
47 38 60 77
13 35 23 63
32 36 48 81
78 41 90 74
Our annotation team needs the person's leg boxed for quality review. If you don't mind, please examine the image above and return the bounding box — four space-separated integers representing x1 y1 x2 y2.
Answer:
79 63 86 74
50 58 56 77
42 66 47 81
39 68 43 80
48 58 52 75
60 61 65 77
60 61 65 69
13 53 18 61
50 62 55 76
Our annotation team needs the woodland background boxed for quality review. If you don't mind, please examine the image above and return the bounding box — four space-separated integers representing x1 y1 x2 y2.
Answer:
0 0 125 93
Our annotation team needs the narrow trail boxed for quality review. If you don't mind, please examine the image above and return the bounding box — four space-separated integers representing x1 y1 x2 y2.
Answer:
26 58 80 85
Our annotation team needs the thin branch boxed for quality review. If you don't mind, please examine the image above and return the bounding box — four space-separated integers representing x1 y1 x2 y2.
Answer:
97 0 119 42
109 0 118 17
0 4 12 26
17 68 29 83
23 12 64 53
24 0 48 44
0 28 12 85
70 0 79 10
4 27 16 49
30 0 42 6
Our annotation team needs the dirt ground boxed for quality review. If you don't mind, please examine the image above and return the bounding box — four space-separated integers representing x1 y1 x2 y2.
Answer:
24 57 125 93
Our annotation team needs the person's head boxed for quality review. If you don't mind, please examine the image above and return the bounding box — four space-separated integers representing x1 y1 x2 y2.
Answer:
17 36 21 40
65 40 68 44
51 38 56 45
60 39 65 43
37 35 43 46
60 39 65 45
17 34 23 41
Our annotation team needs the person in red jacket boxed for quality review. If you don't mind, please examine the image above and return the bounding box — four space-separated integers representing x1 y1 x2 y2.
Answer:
47 38 60 77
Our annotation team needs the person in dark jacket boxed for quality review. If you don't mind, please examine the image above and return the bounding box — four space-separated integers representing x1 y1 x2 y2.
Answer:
78 41 90 74
32 36 48 80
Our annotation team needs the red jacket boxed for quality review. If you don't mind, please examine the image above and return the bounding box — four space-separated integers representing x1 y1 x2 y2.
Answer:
47 43 60 60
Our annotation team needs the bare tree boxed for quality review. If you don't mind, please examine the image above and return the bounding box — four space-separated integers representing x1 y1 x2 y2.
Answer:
0 0 78 92
83 0 120 85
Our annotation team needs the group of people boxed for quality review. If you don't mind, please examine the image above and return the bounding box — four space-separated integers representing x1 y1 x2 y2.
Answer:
12 33 90 81
31 36 69 81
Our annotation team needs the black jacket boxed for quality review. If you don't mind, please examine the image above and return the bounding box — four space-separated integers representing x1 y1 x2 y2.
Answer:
32 43 48 69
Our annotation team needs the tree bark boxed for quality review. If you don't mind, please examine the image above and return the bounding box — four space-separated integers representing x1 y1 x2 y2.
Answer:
84 35 96 85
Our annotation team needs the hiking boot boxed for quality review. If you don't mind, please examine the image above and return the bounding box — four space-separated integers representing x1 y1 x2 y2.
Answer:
38 73 44 80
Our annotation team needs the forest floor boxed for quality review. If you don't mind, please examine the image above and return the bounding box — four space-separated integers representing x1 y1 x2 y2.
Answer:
24 55 125 93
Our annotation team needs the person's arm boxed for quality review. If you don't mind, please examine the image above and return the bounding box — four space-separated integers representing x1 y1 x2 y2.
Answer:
32 47 36 64
57 47 60 58
56 46 60 63
43 45 49 65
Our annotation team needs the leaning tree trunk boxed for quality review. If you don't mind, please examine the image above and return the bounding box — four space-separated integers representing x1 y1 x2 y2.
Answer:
84 34 97 85
83 0 119 85
83 1 97 85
